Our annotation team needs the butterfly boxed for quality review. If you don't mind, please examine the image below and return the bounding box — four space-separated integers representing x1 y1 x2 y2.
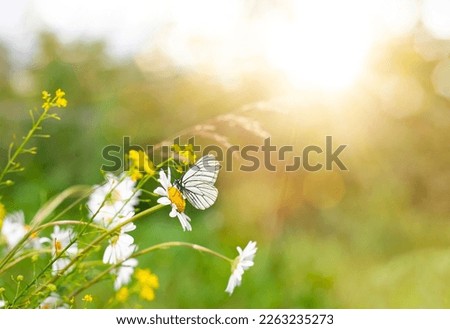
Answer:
173 154 220 210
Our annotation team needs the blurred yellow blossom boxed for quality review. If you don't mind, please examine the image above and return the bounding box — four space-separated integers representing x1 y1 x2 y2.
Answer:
128 150 155 181
55 88 65 98
0 202 5 226
82 294 93 303
116 287 129 303
140 286 155 301
42 90 51 100
135 268 159 288
55 88 68 108
172 144 197 165
55 97 68 108
134 268 159 302
42 100 51 110
129 167 143 181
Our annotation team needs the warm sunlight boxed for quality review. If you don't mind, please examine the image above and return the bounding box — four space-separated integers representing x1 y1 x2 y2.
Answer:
262 1 375 91
11 0 426 94
2 0 450 315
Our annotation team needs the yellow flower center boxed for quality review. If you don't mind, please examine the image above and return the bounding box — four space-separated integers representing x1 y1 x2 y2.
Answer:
168 186 185 213
25 225 38 239
54 239 62 253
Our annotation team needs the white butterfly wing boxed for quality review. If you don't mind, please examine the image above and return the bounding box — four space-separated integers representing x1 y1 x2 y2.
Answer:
178 155 219 210
182 183 218 210
180 154 219 185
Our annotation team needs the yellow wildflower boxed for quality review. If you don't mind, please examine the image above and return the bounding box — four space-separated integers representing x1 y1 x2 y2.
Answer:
128 150 140 162
134 268 159 302
55 97 68 108
129 167 143 181
42 90 51 100
55 88 65 98
0 202 5 228
135 268 159 288
140 286 155 301
41 88 68 109
148 274 159 289
173 144 197 165
42 101 51 110
143 160 155 176
128 150 155 181
55 89 68 108
116 287 129 303
82 294 93 303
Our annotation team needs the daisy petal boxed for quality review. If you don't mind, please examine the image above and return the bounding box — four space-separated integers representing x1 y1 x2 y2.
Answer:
154 187 167 196
225 241 257 295
157 197 171 205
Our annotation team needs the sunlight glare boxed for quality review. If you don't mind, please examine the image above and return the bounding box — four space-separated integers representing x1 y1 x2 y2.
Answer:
422 0 450 39
262 0 374 92
24 0 422 94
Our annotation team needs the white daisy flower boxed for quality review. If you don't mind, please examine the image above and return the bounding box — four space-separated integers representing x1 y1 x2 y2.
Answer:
52 258 72 276
1 211 43 250
103 230 136 265
154 168 192 231
51 226 78 257
51 226 78 276
1 211 28 249
114 257 138 291
87 173 140 228
39 293 68 309
225 241 257 295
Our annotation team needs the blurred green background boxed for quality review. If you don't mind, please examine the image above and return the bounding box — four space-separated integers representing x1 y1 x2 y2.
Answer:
1 0 450 308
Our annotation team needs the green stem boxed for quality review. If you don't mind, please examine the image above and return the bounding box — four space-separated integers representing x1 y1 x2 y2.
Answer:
30 185 92 226
0 220 103 273
134 241 233 262
0 107 49 184
69 241 232 298
34 220 105 233
7 174 152 306
0 249 52 273
7 218 106 307
29 203 165 297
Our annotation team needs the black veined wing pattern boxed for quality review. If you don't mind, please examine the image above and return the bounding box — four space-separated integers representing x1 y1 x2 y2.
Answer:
174 154 220 210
